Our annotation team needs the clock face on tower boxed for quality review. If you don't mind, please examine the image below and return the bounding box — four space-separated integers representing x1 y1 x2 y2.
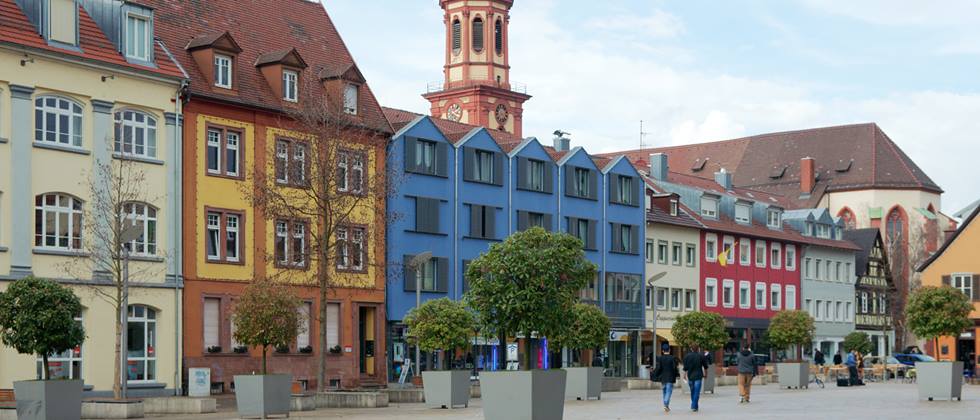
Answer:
495 104 508 126
447 103 463 122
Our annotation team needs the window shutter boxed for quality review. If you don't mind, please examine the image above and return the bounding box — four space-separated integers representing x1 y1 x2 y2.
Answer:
518 210 529 231
403 254 417 292
544 162 554 194
426 199 440 233
543 214 553 232
589 170 598 200
485 206 496 239
470 204 483 237
609 174 620 204
973 275 979 301
942 275 951 287
564 166 575 197
517 157 529 189
632 176 641 207
586 220 597 250
463 147 475 181
326 303 340 349
567 217 578 237
203 298 220 348
631 224 640 255
493 152 504 186
435 142 449 176
415 198 426 232
436 257 449 293
404 137 417 173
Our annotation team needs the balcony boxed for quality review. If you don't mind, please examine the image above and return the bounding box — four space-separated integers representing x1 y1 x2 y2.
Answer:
605 301 644 329
426 80 528 95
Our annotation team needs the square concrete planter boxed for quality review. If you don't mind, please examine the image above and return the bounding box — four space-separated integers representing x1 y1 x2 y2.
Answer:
776 362 809 389
14 379 83 420
481 370 566 420
422 370 470 409
234 374 291 418
563 367 602 401
916 361 963 401
315 391 388 408
703 366 717 394
80 400 143 419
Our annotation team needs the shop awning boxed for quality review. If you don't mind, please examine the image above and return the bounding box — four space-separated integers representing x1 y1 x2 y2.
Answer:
656 328 675 343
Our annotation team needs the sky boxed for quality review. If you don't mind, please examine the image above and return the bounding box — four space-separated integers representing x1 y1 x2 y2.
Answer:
324 0 980 215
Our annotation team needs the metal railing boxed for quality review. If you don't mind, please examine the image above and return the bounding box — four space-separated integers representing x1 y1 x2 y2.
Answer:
426 80 528 95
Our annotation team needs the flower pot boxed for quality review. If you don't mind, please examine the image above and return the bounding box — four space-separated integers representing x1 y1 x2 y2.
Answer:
481 370 566 420
421 370 471 409
776 362 809 389
233 374 291 418
562 367 601 401
916 361 963 401
13 379 83 420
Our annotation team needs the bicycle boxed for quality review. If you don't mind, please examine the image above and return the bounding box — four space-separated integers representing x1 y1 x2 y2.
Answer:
808 371 825 388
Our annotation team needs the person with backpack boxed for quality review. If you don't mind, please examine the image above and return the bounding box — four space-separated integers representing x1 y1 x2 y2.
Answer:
651 345 680 412
846 349 859 385
736 345 757 403
682 347 709 412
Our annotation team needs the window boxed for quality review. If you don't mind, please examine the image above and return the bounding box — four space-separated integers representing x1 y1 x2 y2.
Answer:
835 226 843 239
527 212 546 229
739 238 751 266
879 294 886 314
825 260 832 281
471 16 485 51
739 281 750 309
615 175 634 205
805 258 812 279
275 219 307 268
297 302 312 349
336 225 366 271
767 208 782 228
121 202 157 256
580 274 599 301
414 140 437 175
785 286 796 310
527 159 546 191
700 196 718 218
645 240 654 262
657 240 668 264
37 313 82 380
845 302 853 322
214 54 232 88
494 19 503 54
274 139 308 186
451 19 462 54
417 258 438 292
825 301 832 321
815 224 829 239
844 263 851 282
203 298 220 350
722 279 735 308
815 300 822 320
34 96 82 147
670 199 679 216
34 193 82 250
326 303 340 351
604 273 641 304
815 259 822 280
572 167 592 198
126 305 156 382
617 224 635 254
205 127 242 177
114 110 157 158
282 70 298 102
474 150 495 183
705 234 718 261
414 197 441 234
671 242 682 265
860 292 868 313
835 262 842 281
735 203 751 224
684 290 696 311
645 288 652 308
655 288 667 310
670 289 682 311
953 274 973 297
806 299 813 316
685 244 696 267
770 284 781 310
785 245 796 271
705 278 718 307
835 301 843 322
755 240 766 267
806 222 814 236
755 283 766 310
205 210 242 263
470 204 495 239
335 150 364 193
344 83 358 115
722 236 734 264
770 243 782 269
125 14 150 61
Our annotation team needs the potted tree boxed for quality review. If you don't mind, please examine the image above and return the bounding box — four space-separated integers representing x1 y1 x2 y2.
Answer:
232 279 303 418
842 332 873 356
464 227 594 420
767 310 815 389
0 276 85 420
905 285 972 401
671 312 728 393
556 303 610 401
404 298 475 409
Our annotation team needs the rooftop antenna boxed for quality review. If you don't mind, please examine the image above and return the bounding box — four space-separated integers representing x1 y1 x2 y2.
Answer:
639 120 651 149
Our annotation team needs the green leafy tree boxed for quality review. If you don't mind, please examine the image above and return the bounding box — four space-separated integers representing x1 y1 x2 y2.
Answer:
404 298 475 370
464 227 595 370
553 303 611 366
842 331 873 354
905 286 972 357
766 310 815 360
0 277 85 380
232 279 303 374
672 312 728 351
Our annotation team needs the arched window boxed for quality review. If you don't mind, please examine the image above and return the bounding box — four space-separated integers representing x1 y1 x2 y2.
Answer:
114 110 158 158
494 19 503 54
837 207 856 230
35 96 83 147
121 202 158 256
472 17 484 52
451 19 461 54
886 207 905 244
37 312 83 380
35 193 83 250
127 305 156 382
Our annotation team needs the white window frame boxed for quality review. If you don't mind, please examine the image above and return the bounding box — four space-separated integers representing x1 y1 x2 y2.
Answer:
735 203 751 224
120 202 157 256
755 240 766 268
722 236 735 263
785 245 796 271
770 283 782 310
684 289 696 311
817 224 831 239
805 258 812 279
671 242 682 266
214 54 232 88
815 258 822 280
844 263 852 283
825 301 832 321
825 260 832 281
124 13 150 61
845 302 853 322
126 305 156 383
344 83 359 115
952 273 973 298
655 287 667 310
739 238 751 266
670 199 678 216
860 292 868 313
282 70 298 102
722 279 735 308
770 243 782 269
835 261 842 282
700 196 718 219
738 281 751 309
670 289 682 311
755 282 766 310
34 96 83 147
645 240 654 263
206 129 221 174
275 219 307 268
297 302 312 349
685 243 697 267
37 313 83 380
225 214 239 262
114 110 158 158
645 288 652 309
767 208 782 228
835 301 843 322
785 285 796 310
705 234 718 262
815 299 822 320
805 299 813 316
34 193 83 251
705 278 718 307
657 240 668 265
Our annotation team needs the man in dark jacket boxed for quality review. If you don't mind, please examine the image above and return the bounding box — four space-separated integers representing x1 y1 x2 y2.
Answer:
682 348 709 412
814 349 826 366
833 350 843 366
736 346 757 403
651 347 679 412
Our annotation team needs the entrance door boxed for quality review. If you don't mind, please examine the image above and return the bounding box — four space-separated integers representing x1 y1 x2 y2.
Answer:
358 306 376 376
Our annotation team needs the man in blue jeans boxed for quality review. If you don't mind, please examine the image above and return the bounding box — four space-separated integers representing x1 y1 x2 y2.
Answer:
650 345 679 412
682 347 709 412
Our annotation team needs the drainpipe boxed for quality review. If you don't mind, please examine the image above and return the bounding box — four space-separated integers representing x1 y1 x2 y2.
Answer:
453 146 459 300
173 81 186 396
508 154 514 235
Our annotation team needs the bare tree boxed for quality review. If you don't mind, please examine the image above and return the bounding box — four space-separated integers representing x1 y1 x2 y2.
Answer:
884 222 928 350
243 79 393 391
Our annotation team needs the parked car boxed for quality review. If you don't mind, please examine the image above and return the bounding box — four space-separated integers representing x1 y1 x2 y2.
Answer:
893 353 936 366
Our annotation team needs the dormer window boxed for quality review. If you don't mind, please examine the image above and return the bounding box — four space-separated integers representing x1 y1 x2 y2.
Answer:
48 0 78 47
735 203 751 224
806 222 814 236
700 196 718 219
766 208 782 228
125 13 151 61
282 70 298 102
669 199 678 216
816 224 831 239
214 54 232 88
344 83 358 115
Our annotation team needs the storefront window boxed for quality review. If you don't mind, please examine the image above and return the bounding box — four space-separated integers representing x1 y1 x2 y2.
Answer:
127 305 156 382
37 314 83 380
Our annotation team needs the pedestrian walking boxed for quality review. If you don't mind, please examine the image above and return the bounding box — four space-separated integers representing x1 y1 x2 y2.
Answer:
814 349 825 366
736 346 757 403
682 348 709 412
651 346 680 413
833 350 843 366
846 349 859 386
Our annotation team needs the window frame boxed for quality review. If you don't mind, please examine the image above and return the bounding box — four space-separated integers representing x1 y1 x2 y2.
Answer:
274 218 309 269
785 245 796 271
734 203 751 224
343 83 359 115
767 208 782 228
952 273 974 298
684 289 696 311
754 282 766 310
655 287 667 310
657 240 668 265
705 234 718 262
282 69 298 102
126 305 156 383
770 242 782 269
755 240 766 268
739 238 751 266
204 207 244 265
275 138 310 188
34 96 83 148
526 159 546 192
214 54 233 89
205 125 244 179
738 280 751 309
124 12 151 62
114 109 158 159
685 243 697 267
336 224 368 273
671 242 682 266
120 201 158 256
34 193 83 251
704 278 718 307
474 149 496 184
700 196 718 219
722 279 735 308
770 283 782 310
37 313 83 380
785 285 797 310
472 16 485 52
670 288 682 311
616 175 634 205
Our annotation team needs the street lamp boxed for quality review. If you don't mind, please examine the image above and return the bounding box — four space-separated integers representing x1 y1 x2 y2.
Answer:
646 272 664 371
118 224 143 400
407 251 432 384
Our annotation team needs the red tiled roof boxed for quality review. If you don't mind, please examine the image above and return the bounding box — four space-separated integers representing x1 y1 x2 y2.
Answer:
0 0 183 79
147 0 390 132
383 106 526 146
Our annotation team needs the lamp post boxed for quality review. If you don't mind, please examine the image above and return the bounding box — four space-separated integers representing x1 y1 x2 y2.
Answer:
408 251 433 383
118 224 143 400
646 273 662 371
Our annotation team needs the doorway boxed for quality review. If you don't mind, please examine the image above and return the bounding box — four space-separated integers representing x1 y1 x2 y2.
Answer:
358 306 377 376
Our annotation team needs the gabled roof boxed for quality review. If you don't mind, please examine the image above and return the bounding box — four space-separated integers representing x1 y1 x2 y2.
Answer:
643 178 705 230
917 204 980 272
383 106 525 146
845 228 883 277
0 0 183 79
255 48 307 69
954 199 980 220
318 62 365 83
186 31 242 52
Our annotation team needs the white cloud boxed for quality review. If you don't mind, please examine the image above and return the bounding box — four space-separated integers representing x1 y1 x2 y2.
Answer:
585 10 685 39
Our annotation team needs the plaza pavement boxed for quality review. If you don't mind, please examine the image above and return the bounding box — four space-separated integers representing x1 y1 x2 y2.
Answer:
148 382 979 420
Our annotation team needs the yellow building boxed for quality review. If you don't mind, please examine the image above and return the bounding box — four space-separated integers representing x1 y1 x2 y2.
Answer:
917 204 980 363
0 0 185 396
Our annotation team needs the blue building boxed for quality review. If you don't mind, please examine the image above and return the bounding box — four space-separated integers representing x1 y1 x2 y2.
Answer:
383 108 646 378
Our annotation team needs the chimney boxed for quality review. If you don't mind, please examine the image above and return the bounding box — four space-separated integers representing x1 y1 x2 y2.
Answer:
552 130 570 152
649 153 668 181
714 168 732 190
800 157 815 194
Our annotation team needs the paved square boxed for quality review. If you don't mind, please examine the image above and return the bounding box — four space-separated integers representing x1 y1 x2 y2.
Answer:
150 382 979 420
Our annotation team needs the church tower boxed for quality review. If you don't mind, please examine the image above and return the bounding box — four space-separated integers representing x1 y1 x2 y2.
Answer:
423 0 531 136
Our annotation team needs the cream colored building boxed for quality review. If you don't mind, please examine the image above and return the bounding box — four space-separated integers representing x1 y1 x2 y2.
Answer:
0 0 184 396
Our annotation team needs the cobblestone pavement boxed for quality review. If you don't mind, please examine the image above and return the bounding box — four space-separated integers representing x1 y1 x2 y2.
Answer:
148 382 979 420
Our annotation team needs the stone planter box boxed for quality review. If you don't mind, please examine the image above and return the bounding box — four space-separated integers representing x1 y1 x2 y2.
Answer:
601 377 625 392
381 388 425 403
143 397 216 414
422 370 470 409
776 362 809 389
917 361 963 401
481 370 566 420
703 366 717 394
315 391 388 408
80 400 143 419
14 380 83 420
290 395 316 411
626 379 658 390
234 374 291 419
563 367 602 401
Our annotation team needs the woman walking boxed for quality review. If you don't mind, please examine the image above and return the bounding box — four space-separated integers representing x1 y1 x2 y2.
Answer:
651 345 680 413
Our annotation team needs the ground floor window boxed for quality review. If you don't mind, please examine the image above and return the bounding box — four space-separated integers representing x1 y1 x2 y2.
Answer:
37 314 83 380
127 305 156 382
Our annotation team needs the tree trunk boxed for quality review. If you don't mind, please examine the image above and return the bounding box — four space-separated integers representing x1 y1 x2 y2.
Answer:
317 234 330 391
262 344 268 375
42 354 50 380
113 307 122 398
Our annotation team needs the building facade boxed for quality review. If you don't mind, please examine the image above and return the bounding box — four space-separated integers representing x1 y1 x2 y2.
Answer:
845 229 897 357
1 0 184 396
